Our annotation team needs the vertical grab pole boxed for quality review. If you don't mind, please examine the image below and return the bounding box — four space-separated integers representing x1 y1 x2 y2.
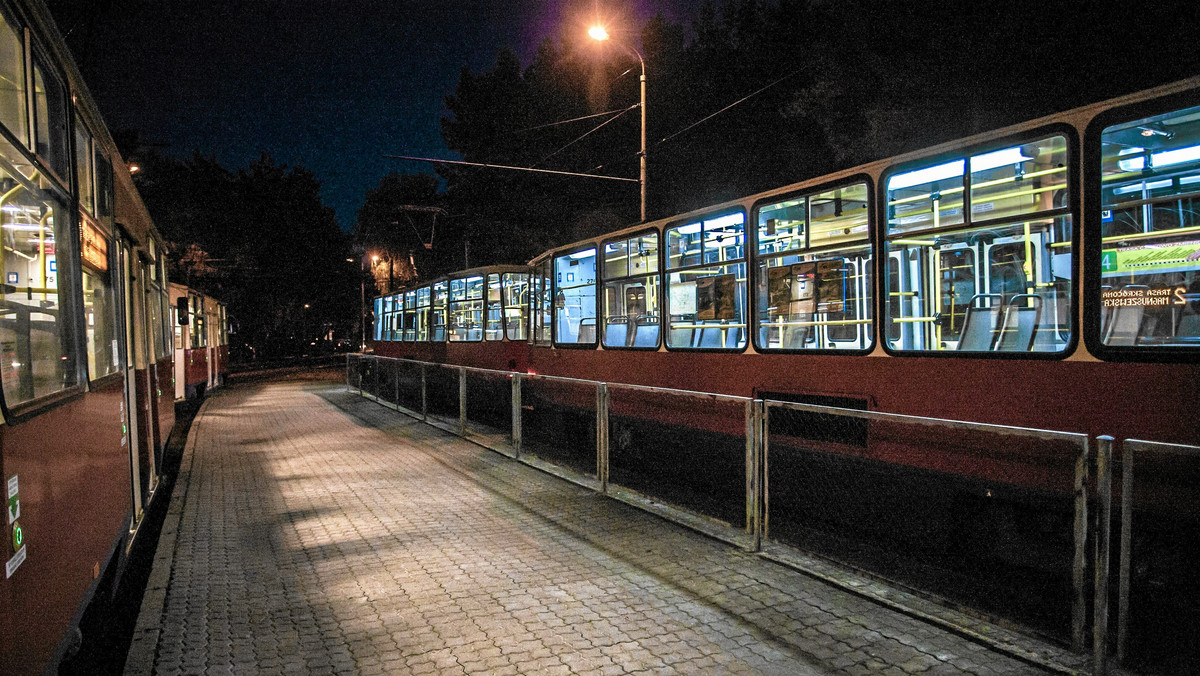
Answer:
596 383 609 493
459 366 468 436
1117 441 1133 667
511 373 522 458
420 363 428 420
1093 436 1113 675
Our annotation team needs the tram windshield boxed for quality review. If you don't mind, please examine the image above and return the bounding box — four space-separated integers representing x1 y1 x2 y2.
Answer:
756 183 872 351
1099 103 1200 348
884 135 1073 353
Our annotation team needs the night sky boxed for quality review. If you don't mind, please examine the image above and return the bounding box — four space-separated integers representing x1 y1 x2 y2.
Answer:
58 0 705 229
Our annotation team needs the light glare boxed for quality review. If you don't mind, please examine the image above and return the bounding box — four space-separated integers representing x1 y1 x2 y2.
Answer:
588 26 609 41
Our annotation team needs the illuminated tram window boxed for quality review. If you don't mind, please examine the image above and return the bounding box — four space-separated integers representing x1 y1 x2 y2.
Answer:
755 183 872 351
554 249 597 346
665 212 747 350
602 231 659 348
502 272 529 341
1099 103 1200 348
884 135 1072 353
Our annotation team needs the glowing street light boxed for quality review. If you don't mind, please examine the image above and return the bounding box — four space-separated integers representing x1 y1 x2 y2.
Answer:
589 24 646 223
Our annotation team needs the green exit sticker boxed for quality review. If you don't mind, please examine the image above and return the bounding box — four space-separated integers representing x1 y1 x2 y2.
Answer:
6 475 17 524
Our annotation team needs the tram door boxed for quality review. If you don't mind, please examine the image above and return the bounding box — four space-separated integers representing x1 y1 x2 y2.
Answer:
173 299 185 399
206 302 217 390
117 239 143 527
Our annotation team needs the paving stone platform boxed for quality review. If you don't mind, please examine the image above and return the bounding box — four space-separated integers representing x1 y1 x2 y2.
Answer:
125 372 1070 675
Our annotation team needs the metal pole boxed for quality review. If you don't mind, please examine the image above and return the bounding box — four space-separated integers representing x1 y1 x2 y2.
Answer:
511 373 522 457
1070 436 1091 651
1117 441 1133 667
459 366 467 436
360 258 366 351
744 399 758 550
639 65 647 223
760 401 770 548
420 363 427 420
1093 436 1114 675
596 383 609 492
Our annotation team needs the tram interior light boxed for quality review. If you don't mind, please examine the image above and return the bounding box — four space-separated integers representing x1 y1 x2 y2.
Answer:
1118 144 1200 172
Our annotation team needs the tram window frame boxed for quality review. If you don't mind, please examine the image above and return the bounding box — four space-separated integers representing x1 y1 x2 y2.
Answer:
531 258 552 345
664 210 748 352
30 47 70 184
430 280 448 342
372 296 383 341
0 129 80 418
601 229 661 350
553 247 598 348
880 126 1078 359
502 272 529 341
485 273 503 341
448 275 483 342
751 178 875 354
0 5 27 146
1086 92 1200 362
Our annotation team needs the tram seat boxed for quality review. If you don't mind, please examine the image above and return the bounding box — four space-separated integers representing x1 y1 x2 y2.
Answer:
669 325 693 348
993 294 1042 351
956 294 1003 351
466 327 482 341
579 317 597 343
604 316 629 346
697 324 724 348
1105 304 1145 346
633 317 659 347
784 326 810 349
725 326 743 349
1099 285 1113 338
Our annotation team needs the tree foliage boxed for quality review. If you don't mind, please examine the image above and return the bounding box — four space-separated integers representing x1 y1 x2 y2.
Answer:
130 150 358 360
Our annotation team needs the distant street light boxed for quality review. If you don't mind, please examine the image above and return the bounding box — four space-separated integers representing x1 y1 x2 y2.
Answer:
590 24 647 222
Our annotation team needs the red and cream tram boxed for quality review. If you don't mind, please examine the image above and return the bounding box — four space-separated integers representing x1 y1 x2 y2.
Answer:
0 1 178 672
372 78 1200 663
169 283 229 400
375 77 1200 444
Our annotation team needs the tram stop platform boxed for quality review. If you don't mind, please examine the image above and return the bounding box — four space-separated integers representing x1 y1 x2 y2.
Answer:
124 370 1089 675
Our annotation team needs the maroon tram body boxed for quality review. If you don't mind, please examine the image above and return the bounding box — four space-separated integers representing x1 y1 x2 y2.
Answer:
169 283 229 401
0 2 179 672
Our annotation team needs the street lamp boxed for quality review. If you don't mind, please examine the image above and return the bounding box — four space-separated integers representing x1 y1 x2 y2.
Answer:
590 25 647 223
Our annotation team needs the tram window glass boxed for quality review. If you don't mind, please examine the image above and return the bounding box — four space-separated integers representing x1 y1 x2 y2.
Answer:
82 234 117 381
0 9 26 144
75 120 95 215
503 272 528 341
884 134 1072 353
533 259 552 344
190 295 207 348
1099 103 1200 348
372 297 383 341
602 231 659 348
32 56 69 180
665 213 747 349
430 281 447 341
755 183 873 351
414 287 429 341
402 290 415 341
0 133 76 406
448 275 483 341
485 273 502 340
95 152 113 219
554 248 597 345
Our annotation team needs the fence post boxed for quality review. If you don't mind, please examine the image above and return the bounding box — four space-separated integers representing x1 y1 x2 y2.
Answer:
1069 435 1091 652
394 360 400 404
372 356 380 398
420 363 428 420
1117 439 1133 667
511 373 522 458
346 354 352 390
596 383 609 492
459 366 467 436
744 398 759 551
760 400 770 549
1093 436 1113 675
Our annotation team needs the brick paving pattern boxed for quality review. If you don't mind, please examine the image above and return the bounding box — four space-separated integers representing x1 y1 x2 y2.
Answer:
126 374 1059 675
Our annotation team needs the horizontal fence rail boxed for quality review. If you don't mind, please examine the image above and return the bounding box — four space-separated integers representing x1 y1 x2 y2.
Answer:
345 353 1178 671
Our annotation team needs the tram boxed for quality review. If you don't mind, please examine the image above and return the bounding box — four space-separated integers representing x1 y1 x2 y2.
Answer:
375 77 1199 444
0 1 177 672
169 283 229 400
372 78 1200 659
